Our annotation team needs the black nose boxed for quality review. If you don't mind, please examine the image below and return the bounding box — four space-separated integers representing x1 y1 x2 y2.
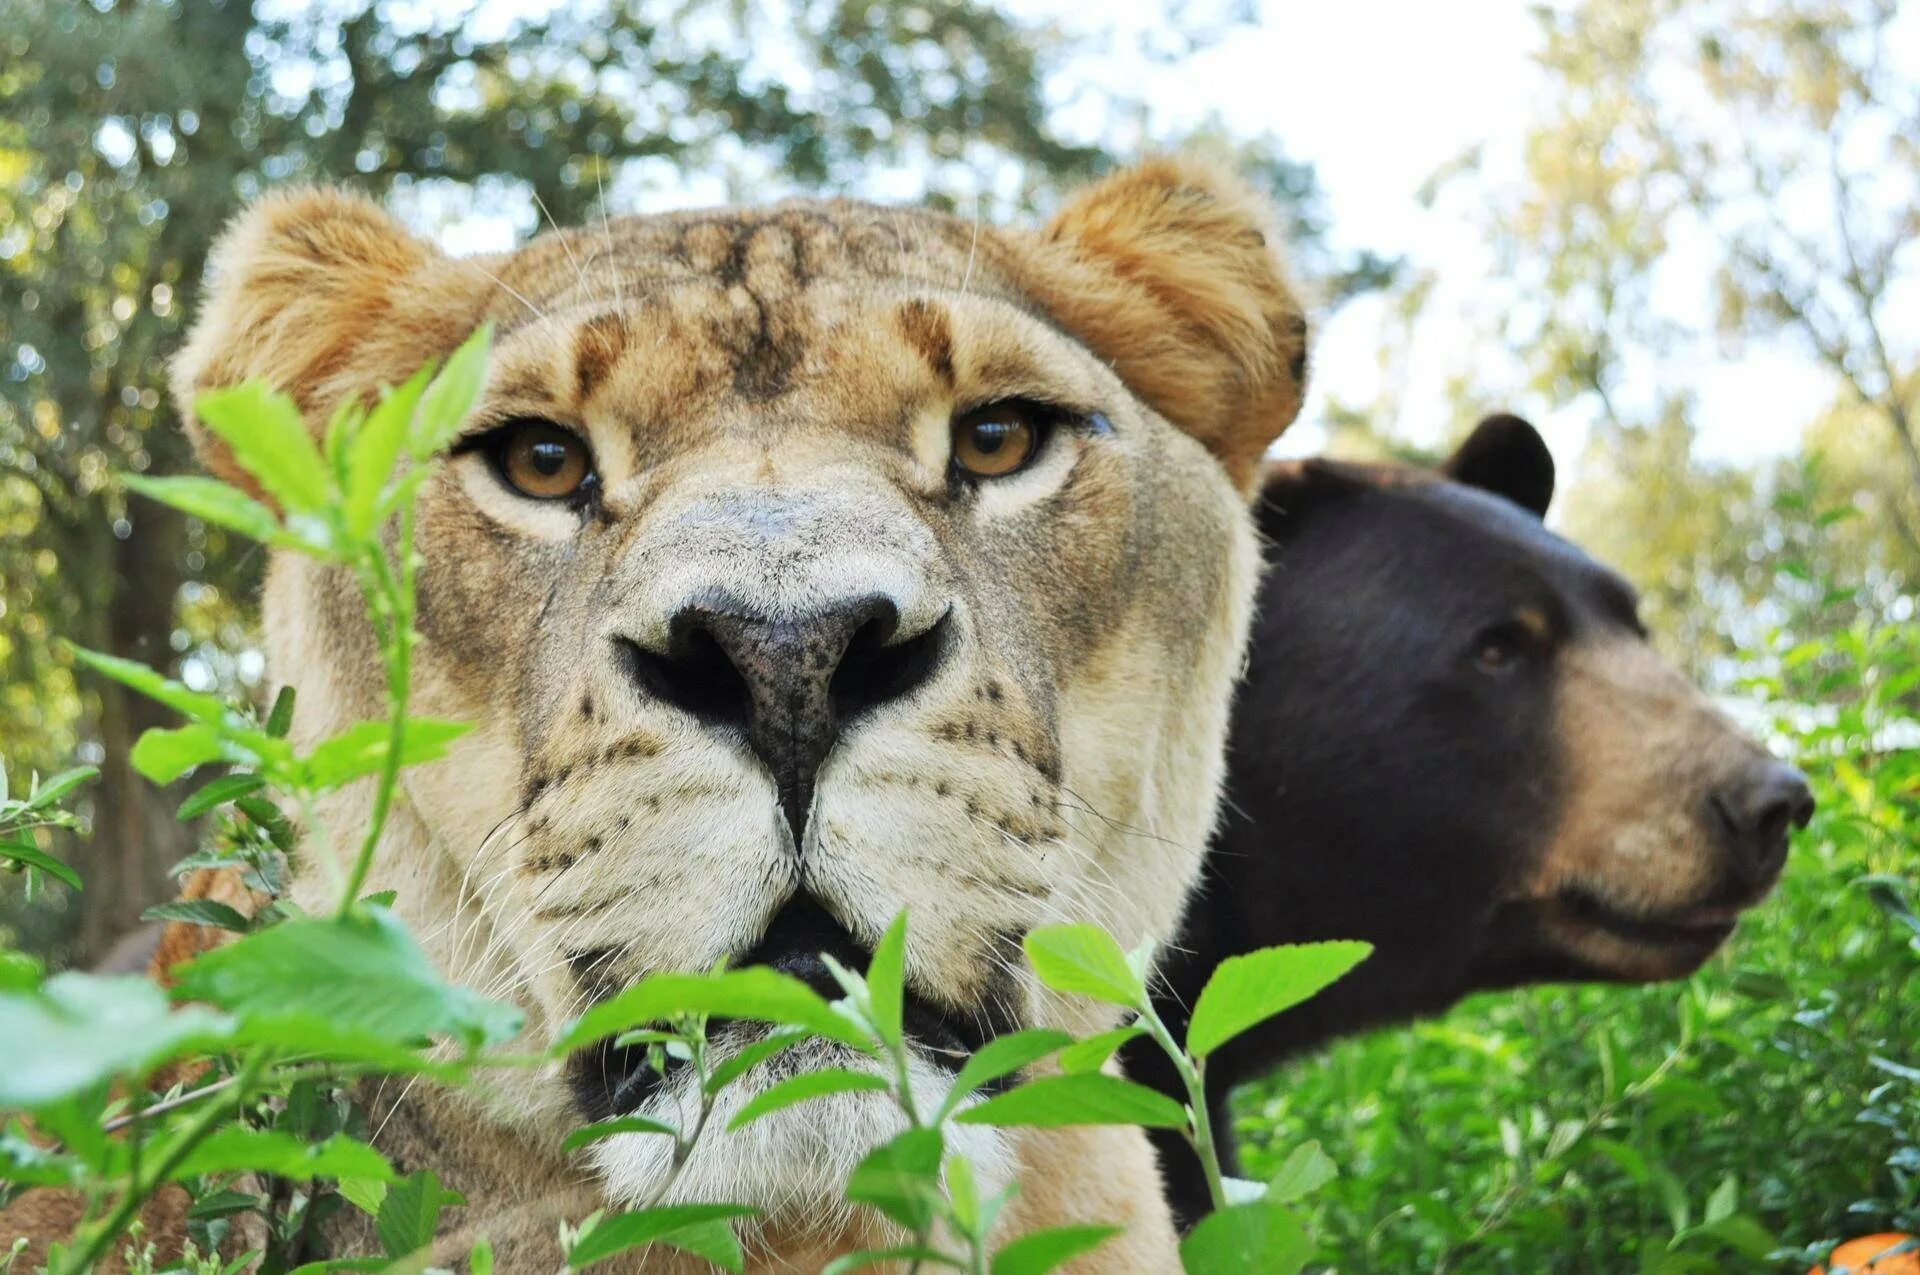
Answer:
618 592 947 842
1712 759 1814 884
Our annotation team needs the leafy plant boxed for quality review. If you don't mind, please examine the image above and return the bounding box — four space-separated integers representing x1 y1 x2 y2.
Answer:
0 766 97 902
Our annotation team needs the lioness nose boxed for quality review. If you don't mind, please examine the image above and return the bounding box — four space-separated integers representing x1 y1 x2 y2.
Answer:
1712 759 1815 883
619 592 948 842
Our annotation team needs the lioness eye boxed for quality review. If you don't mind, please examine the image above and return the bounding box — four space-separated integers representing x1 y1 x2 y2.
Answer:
951 403 1045 480
494 421 596 501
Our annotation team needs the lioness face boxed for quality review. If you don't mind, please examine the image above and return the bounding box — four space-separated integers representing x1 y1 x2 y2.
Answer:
174 161 1308 1226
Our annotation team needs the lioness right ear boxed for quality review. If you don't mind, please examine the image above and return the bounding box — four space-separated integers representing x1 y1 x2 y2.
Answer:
170 187 494 498
1009 156 1310 494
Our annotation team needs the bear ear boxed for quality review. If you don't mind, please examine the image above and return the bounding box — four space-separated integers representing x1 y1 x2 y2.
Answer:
1010 156 1310 494
1443 413 1555 519
170 187 493 495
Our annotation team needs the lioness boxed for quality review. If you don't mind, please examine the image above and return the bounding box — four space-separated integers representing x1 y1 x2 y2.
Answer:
156 159 1305 1269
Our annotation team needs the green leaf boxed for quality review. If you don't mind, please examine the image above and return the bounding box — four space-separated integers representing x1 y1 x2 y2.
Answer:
1056 1025 1146 1075
947 1151 980 1234
0 974 232 1108
866 910 908 1050
1023 924 1143 1008
955 1073 1186 1130
302 719 473 790
336 1176 389 1217
376 1170 462 1260
726 1067 890 1131
412 325 492 459
142 899 253 932
131 723 233 784
194 381 334 515
1 838 83 892
990 1225 1124 1275
843 1127 946 1232
556 967 868 1054
172 1129 395 1183
177 772 266 820
344 366 430 537
1703 1174 1737 1226
172 906 521 1050
69 646 230 725
1184 941 1372 1058
704 1027 809 1093
1178 1201 1311 1274
305 718 478 787
267 686 298 739
1264 1139 1337 1204
822 1247 967 1274
640 1218 745 1273
186 1188 265 1220
469 1236 494 1275
565 1204 756 1269
936 1028 1073 1121
0 950 45 991
560 1115 679 1152
1691 1214 1777 1260
25 766 96 812
123 473 283 543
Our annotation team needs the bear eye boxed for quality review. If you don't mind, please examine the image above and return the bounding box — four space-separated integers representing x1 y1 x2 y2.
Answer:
489 420 597 502
951 401 1049 480
1472 622 1531 674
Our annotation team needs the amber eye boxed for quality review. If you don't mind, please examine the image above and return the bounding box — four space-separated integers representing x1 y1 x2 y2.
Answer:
951 403 1045 479
495 421 595 501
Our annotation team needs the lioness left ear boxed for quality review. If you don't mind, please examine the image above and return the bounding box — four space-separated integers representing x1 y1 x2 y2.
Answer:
1010 156 1309 493
170 187 495 500
1443 413 1555 519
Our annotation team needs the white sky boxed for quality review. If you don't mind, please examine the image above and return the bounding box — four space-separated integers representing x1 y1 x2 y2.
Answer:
441 0 1859 481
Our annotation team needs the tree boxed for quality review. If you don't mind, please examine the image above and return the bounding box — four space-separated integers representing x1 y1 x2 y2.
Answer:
1376 0 1917 674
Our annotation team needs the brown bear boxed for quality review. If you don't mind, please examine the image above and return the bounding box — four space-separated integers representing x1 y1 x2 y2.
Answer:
1132 414 1813 1225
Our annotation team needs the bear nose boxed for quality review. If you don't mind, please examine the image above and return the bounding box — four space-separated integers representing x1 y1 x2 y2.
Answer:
1711 759 1815 885
618 592 948 843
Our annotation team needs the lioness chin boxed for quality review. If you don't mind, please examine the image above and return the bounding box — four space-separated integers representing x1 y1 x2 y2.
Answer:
164 156 1309 1269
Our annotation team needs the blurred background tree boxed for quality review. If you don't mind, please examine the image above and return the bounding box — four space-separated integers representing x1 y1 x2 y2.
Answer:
1406 0 1919 678
0 0 1366 963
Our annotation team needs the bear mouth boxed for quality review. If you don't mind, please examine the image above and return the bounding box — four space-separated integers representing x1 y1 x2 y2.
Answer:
1556 886 1744 951
568 896 1011 1121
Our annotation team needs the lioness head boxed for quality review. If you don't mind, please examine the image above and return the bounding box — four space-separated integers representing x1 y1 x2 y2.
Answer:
172 159 1306 1238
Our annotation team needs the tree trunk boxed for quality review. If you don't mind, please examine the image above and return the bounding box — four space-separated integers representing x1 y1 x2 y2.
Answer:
72 498 194 967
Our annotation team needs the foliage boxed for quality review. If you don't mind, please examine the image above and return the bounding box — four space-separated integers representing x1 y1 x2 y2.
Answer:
0 347 1368 1273
1234 482 1920 1273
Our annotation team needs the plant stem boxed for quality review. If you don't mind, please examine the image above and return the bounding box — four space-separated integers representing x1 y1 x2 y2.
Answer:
60 1051 270 1275
1136 999 1228 1212
339 506 416 914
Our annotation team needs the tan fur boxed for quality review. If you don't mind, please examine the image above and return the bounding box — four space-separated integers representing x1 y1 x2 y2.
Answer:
1528 636 1782 979
127 160 1306 1268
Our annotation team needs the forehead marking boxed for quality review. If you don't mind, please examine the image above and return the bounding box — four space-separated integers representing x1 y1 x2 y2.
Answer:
895 298 956 390
573 311 630 405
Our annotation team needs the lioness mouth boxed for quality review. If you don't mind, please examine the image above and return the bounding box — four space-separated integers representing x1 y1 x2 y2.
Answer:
569 897 1008 1120
1556 886 1744 949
